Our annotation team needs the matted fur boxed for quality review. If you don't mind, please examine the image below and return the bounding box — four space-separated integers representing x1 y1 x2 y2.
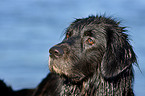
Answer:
33 15 136 96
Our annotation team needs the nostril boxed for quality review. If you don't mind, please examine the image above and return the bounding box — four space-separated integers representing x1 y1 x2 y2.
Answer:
49 46 64 58
54 49 60 56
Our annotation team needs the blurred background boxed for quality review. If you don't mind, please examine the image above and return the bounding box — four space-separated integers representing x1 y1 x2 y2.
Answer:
0 0 144 95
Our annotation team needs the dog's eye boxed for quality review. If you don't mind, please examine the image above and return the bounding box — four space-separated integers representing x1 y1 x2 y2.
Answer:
66 32 72 39
84 30 92 36
87 38 94 45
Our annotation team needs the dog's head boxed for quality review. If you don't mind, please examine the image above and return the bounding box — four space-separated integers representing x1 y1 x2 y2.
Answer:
49 16 136 82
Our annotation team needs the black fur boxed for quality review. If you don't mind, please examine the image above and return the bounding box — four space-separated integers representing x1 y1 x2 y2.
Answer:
32 15 137 96
0 15 136 96
0 80 34 96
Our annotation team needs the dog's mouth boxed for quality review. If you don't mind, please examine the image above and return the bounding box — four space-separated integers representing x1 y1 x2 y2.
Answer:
52 66 63 74
49 56 64 74
49 53 87 83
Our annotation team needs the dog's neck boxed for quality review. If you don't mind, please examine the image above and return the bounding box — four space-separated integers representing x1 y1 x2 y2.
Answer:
60 67 134 96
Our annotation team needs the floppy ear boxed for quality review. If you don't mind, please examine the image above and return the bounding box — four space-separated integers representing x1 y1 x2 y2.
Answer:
101 27 136 79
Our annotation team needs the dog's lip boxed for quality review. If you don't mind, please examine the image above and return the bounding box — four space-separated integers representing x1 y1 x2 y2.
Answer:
49 56 61 74
52 66 63 74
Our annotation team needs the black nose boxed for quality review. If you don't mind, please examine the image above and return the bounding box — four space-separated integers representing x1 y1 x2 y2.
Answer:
49 46 64 58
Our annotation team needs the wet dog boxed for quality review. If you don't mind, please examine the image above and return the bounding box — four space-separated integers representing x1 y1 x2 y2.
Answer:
33 15 137 96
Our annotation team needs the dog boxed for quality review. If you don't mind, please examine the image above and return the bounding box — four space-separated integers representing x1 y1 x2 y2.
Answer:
0 15 137 96
32 15 137 96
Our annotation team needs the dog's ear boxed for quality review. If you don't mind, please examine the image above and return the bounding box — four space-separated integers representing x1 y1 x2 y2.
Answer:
101 26 137 79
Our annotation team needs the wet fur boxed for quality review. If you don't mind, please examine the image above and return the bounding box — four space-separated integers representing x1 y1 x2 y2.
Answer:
33 15 136 96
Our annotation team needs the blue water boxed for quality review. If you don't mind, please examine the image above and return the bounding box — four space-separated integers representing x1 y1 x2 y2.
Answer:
0 0 145 95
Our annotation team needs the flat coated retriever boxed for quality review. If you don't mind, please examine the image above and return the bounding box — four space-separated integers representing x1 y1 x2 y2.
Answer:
32 15 137 96
0 15 137 96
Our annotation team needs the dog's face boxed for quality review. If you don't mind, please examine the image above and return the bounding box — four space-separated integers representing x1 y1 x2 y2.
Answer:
49 16 136 82
49 20 106 82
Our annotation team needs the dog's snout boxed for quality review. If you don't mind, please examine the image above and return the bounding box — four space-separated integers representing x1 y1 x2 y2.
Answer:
49 46 64 58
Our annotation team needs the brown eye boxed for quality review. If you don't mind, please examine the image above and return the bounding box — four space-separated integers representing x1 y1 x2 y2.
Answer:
87 38 94 45
66 34 69 38
66 32 72 39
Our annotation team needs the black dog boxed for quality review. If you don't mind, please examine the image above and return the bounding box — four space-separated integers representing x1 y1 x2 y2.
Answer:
0 15 136 96
32 15 137 96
